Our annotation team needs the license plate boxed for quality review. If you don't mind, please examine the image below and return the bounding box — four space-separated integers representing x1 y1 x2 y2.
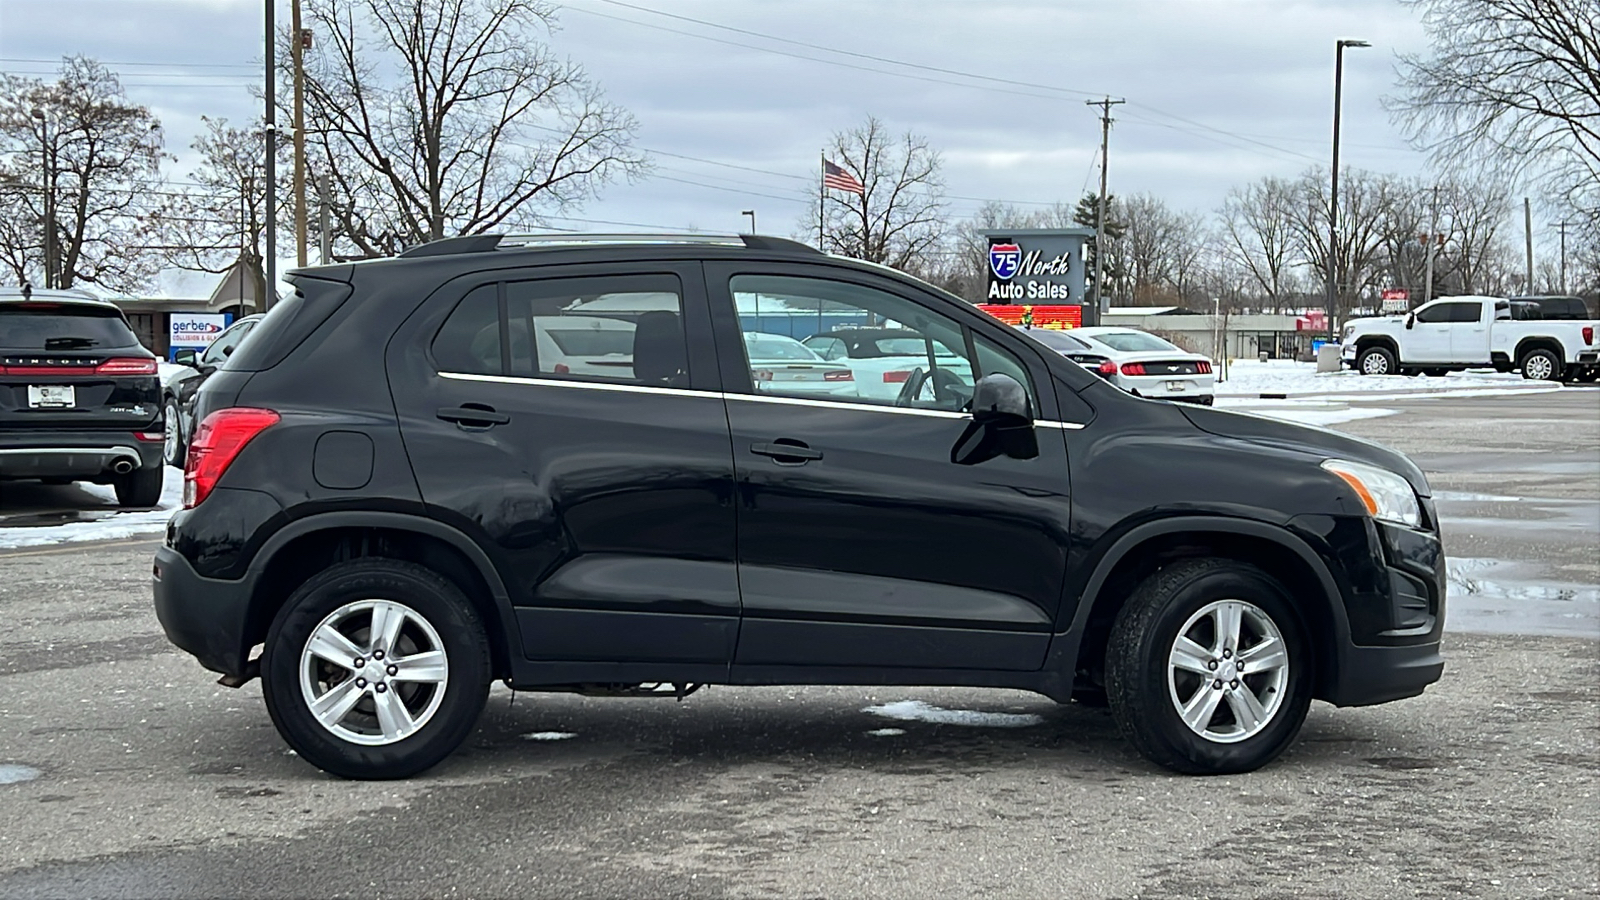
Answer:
27 385 75 408
1166 381 1188 392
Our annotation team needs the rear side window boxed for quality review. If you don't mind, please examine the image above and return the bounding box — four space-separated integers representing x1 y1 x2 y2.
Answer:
431 285 502 375
226 275 354 371
0 304 140 352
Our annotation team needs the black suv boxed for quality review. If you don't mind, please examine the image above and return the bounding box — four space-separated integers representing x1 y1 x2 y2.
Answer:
1 287 164 506
153 235 1445 779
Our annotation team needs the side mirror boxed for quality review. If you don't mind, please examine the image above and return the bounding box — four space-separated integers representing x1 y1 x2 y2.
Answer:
1404 313 1415 330
952 373 1038 465
173 348 198 367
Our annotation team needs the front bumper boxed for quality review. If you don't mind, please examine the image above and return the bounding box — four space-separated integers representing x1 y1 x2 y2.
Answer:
152 543 255 677
0 430 163 479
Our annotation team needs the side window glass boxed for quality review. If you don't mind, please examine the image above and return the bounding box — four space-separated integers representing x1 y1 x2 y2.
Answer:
203 321 250 365
431 285 502 375
505 275 687 386
1414 304 1451 324
1446 303 1479 323
973 333 1037 415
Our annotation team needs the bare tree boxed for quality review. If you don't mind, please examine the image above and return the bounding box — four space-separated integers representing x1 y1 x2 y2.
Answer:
1434 174 1514 294
296 0 645 258
1390 0 1600 231
158 117 285 294
1219 176 1299 312
1289 167 1401 322
815 115 947 273
0 57 167 290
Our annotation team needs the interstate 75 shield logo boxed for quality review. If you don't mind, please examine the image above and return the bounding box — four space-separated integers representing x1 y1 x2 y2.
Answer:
989 242 1021 280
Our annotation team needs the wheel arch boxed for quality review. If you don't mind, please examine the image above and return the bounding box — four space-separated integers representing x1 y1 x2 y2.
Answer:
1052 517 1349 702
1513 336 1564 362
241 512 519 680
1353 335 1399 357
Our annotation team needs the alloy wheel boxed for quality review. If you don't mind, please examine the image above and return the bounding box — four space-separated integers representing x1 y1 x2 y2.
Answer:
1166 599 1289 743
298 599 450 746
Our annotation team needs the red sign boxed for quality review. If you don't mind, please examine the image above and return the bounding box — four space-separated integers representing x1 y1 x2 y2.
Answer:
1380 289 1409 302
978 304 1083 329
1295 311 1329 332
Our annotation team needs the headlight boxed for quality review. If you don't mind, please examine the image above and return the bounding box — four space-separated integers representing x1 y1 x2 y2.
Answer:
1321 459 1421 528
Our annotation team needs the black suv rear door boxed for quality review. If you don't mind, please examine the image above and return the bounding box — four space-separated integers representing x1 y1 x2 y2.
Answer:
705 262 1075 672
385 262 739 676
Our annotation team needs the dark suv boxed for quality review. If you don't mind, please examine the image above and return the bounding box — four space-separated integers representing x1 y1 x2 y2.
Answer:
153 234 1445 779
1 286 164 505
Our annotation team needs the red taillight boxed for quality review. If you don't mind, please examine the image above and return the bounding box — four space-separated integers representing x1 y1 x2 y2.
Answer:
1097 360 1117 376
1584 326 1594 345
133 430 164 442
824 369 854 382
1196 360 1213 374
182 408 279 509
95 357 158 376
1120 362 1147 376
883 370 911 383
553 363 570 374
753 369 774 381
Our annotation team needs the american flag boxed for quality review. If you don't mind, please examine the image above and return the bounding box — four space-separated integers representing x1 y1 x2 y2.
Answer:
823 160 865 195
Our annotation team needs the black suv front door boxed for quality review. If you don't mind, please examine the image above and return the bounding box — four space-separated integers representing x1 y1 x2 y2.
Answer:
705 264 1075 672
386 263 738 677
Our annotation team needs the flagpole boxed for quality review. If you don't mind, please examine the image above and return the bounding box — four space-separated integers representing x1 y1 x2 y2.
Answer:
818 149 825 250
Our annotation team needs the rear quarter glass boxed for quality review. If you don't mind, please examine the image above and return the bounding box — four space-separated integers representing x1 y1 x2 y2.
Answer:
0 305 142 352
225 276 354 371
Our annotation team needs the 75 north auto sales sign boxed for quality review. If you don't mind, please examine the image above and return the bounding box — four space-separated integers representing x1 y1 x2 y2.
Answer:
979 228 1092 307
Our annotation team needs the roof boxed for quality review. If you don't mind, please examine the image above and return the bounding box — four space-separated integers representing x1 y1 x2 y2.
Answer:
0 286 109 305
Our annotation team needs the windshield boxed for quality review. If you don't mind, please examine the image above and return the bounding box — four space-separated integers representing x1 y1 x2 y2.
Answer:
0 304 141 352
1089 331 1181 353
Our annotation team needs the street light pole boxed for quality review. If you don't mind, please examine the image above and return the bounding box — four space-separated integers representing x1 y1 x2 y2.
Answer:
31 109 53 290
741 209 756 234
265 0 278 310
1327 39 1369 338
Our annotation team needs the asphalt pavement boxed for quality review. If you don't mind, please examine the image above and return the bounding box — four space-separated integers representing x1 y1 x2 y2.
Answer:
1 389 1596 899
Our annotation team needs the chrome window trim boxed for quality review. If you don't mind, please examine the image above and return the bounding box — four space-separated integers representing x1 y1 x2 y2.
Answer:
437 370 1086 429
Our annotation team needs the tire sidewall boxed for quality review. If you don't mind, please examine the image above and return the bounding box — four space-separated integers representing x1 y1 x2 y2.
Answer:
1110 563 1312 774
261 560 490 779
1520 349 1560 381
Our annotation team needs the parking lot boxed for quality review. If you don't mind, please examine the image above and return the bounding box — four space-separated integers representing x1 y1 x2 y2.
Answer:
1 389 1597 899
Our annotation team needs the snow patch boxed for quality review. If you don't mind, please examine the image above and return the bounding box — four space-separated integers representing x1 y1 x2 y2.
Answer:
1433 490 1526 503
0 764 41 785
865 728 906 737
0 466 185 549
863 700 1044 728
1214 400 1399 427
1216 360 1554 399
520 731 576 741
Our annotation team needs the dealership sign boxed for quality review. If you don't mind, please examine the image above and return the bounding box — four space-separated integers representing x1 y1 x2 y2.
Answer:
979 227 1093 312
170 313 230 351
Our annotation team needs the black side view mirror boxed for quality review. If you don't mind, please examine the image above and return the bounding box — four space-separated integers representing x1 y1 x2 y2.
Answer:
952 373 1038 465
1404 313 1415 330
173 348 198 367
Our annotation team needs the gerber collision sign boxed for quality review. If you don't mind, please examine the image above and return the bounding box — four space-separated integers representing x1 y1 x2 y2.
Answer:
979 227 1093 318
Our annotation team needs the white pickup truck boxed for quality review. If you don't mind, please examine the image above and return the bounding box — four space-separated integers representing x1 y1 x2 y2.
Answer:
1342 294 1599 382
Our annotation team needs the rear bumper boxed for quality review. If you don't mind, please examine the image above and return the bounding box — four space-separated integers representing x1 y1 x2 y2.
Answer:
0 430 163 479
152 543 255 677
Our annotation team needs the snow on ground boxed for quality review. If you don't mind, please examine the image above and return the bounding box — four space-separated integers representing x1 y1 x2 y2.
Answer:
520 732 577 741
1216 359 1557 399
862 700 1044 728
0 466 183 550
1213 399 1400 428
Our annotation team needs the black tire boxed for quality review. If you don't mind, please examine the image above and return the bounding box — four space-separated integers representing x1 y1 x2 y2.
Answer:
112 466 163 507
39 477 73 486
1423 368 1449 377
163 397 187 468
1105 558 1312 775
261 559 491 779
1356 346 1397 376
1518 348 1562 381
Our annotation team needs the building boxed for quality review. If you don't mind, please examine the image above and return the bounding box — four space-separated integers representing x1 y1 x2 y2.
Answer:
1100 307 1315 361
111 256 262 358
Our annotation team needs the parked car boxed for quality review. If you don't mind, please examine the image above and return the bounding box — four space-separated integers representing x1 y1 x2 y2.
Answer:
801 327 973 401
163 313 265 467
1020 326 1216 405
1342 295 1599 381
1 286 164 505
1508 295 1593 321
743 332 857 397
154 233 1444 780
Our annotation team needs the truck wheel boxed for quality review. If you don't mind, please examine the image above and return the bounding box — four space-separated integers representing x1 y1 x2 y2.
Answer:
1357 346 1397 376
1423 368 1449 377
261 559 490 780
112 466 163 507
1105 558 1311 775
1518 348 1561 381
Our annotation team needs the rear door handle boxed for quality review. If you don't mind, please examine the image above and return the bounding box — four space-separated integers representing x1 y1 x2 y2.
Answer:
751 440 822 463
437 405 510 426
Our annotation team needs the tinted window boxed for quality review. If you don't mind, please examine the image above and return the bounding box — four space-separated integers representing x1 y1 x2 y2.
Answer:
1023 329 1090 352
228 275 354 372
431 285 501 375
505 275 687 386
1089 331 1181 352
0 304 141 351
1416 302 1478 324
202 319 257 365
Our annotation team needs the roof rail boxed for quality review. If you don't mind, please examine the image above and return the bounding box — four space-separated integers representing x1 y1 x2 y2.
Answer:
396 232 822 258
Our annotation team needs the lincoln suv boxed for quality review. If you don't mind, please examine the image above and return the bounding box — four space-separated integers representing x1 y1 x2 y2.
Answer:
152 234 1446 779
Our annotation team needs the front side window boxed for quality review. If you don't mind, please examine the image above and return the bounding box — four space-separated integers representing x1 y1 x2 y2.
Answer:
729 274 1036 412
1416 302 1475 324
203 320 257 365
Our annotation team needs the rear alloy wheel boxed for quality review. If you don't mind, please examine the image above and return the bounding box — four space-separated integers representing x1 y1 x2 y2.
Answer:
1357 346 1397 376
163 398 186 468
1518 348 1561 382
112 466 163 507
262 559 490 779
1106 558 1311 774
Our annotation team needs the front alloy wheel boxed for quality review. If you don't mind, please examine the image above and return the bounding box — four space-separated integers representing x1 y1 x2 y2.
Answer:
1167 600 1289 743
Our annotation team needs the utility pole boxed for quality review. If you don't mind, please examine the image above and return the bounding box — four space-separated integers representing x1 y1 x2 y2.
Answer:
1422 184 1440 306
1523 197 1534 292
30 109 53 289
1087 96 1124 327
292 0 308 267
317 173 332 263
1555 220 1571 294
265 0 278 310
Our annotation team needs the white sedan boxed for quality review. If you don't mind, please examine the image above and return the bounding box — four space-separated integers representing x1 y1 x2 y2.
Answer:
743 332 858 397
1019 326 1215 405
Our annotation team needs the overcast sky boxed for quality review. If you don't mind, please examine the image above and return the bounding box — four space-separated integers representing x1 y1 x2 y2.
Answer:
2 0 1471 243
